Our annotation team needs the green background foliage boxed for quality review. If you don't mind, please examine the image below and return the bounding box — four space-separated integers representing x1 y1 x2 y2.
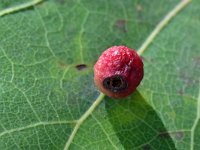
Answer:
0 0 199 149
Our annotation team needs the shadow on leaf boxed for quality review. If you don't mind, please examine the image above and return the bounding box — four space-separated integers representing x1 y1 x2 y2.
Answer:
105 91 176 150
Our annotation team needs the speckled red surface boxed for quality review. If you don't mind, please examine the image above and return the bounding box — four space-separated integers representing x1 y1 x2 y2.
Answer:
94 45 143 98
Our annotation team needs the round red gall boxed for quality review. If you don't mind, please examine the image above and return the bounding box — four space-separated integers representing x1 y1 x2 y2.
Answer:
94 45 143 98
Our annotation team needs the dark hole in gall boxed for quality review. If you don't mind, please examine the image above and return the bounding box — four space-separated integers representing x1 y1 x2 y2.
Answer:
106 81 110 85
75 64 87 71
112 77 122 87
103 75 127 92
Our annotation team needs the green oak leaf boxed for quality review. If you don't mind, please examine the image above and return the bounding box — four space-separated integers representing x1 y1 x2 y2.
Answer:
0 0 199 150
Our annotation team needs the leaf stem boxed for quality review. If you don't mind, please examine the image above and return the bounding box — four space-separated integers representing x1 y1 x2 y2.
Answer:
137 0 191 56
0 0 43 17
64 92 105 150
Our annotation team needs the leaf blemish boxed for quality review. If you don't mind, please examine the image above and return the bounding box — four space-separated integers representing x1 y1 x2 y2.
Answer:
180 74 196 86
174 131 185 140
177 89 184 95
159 131 185 140
58 61 68 69
136 4 144 21
158 131 171 139
75 64 87 71
143 145 151 150
56 0 65 4
171 131 185 141
136 4 143 12
114 19 127 33
193 56 200 62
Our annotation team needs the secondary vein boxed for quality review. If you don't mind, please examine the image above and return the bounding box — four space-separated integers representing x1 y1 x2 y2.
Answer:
190 80 200 150
0 0 43 17
0 120 76 138
137 0 191 56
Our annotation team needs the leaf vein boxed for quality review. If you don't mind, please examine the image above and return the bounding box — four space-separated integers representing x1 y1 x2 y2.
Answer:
190 80 200 150
137 0 192 55
0 120 76 138
91 114 118 149
0 0 43 17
